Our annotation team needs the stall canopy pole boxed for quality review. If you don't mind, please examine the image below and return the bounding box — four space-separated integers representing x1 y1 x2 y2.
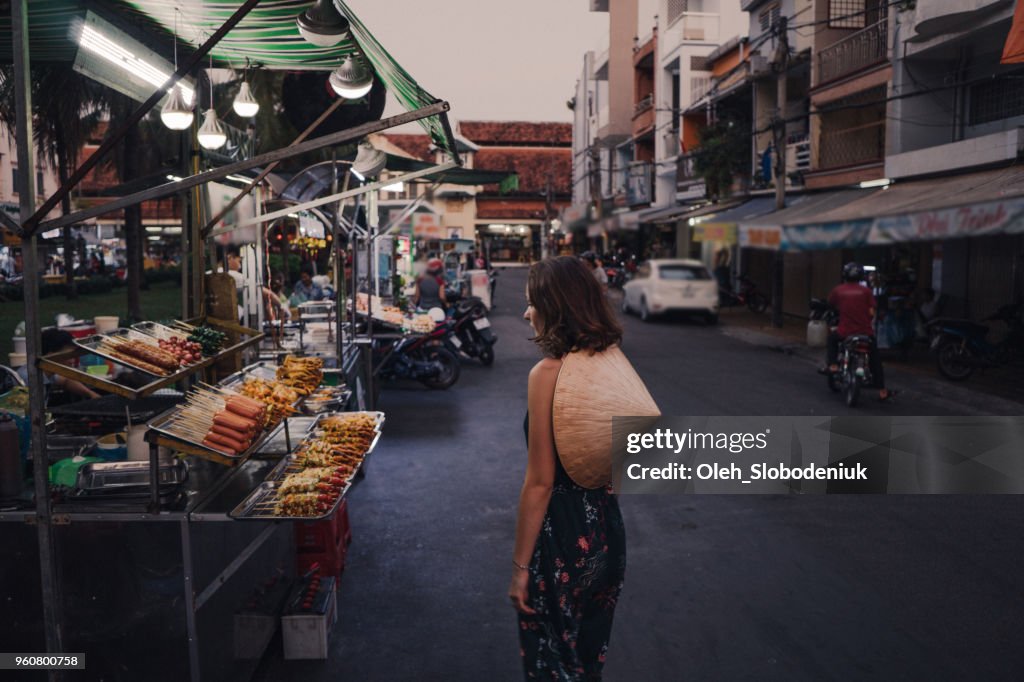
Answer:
12 0 65 666
200 97 346 238
20 0 262 238
38 102 451 234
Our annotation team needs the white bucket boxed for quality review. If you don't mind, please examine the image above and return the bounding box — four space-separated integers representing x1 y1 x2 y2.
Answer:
807 320 829 348
12 337 26 354
127 427 172 463
8 352 27 368
94 316 120 334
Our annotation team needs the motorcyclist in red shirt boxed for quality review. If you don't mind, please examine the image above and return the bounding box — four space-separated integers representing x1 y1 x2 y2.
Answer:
825 262 894 401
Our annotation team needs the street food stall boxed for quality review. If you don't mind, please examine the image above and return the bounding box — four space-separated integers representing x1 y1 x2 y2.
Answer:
0 1 464 679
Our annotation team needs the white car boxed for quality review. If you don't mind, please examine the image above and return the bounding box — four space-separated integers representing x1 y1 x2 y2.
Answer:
621 258 720 323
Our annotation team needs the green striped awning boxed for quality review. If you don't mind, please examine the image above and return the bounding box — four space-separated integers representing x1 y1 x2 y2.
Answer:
0 0 456 154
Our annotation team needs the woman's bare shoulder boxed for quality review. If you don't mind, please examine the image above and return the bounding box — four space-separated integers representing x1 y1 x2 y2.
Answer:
529 357 562 385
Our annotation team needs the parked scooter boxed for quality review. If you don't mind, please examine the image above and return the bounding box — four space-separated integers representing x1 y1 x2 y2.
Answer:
446 296 498 366
372 323 460 389
927 303 1024 381
720 275 770 313
811 298 874 407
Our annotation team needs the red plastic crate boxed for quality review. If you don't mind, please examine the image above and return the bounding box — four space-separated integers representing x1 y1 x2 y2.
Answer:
296 530 348 581
294 499 351 552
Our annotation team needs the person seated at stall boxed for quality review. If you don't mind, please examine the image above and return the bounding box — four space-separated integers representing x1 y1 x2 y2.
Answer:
291 265 324 304
413 258 448 312
17 329 101 406
264 272 292 322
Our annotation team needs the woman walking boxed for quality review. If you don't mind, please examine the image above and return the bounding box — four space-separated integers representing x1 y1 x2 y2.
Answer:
509 256 657 679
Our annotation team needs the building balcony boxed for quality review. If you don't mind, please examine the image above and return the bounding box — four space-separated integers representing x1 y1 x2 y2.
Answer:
624 161 654 207
818 120 885 170
666 12 720 45
886 128 1024 179
817 18 888 86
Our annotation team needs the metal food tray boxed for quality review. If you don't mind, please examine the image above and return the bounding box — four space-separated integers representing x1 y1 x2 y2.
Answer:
228 479 352 521
147 409 287 461
265 429 380 484
130 321 187 342
75 459 189 491
304 411 385 434
300 388 353 415
73 328 196 377
219 361 280 391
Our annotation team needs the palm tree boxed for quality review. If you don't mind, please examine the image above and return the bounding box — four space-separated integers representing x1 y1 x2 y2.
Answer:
0 64 107 299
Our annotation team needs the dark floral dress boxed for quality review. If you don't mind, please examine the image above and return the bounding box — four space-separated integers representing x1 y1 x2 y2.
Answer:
519 414 627 680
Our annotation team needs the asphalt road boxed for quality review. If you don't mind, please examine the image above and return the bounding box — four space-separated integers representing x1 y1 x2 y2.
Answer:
257 267 1024 682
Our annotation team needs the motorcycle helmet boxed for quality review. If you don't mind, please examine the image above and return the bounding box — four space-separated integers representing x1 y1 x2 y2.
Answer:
842 262 864 282
580 251 597 264
427 258 444 275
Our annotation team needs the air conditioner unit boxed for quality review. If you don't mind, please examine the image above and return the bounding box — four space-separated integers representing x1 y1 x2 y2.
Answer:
749 54 770 78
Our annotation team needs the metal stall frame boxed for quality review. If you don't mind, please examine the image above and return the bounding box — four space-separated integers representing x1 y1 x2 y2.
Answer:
7 3 463 676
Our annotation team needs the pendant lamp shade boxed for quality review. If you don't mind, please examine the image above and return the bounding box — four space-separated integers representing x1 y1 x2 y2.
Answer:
352 140 386 178
161 86 194 130
296 0 351 47
197 109 227 150
329 53 373 99
232 81 259 118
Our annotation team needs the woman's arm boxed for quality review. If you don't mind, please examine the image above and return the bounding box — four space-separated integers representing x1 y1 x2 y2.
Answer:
508 358 559 614
439 283 448 306
412 280 421 307
53 374 100 400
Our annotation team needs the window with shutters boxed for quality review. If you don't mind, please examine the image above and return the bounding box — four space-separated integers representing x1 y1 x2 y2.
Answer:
690 56 709 72
667 0 688 26
829 0 867 29
759 4 780 33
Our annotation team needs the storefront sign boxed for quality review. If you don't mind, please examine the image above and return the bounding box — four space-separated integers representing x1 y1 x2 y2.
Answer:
412 213 444 239
677 181 707 202
693 223 737 244
868 198 1024 244
739 225 782 249
784 221 872 251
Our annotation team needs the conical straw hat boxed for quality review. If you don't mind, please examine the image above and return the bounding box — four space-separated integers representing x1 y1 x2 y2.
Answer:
553 346 660 489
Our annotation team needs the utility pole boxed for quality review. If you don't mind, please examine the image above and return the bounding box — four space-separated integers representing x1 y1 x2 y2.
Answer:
771 16 789 328
542 171 553 260
588 146 603 252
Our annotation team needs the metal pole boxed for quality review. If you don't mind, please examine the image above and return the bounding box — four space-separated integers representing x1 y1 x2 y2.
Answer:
13 0 64 671
21 0 263 236
201 98 346 238
37 103 451 234
771 17 789 329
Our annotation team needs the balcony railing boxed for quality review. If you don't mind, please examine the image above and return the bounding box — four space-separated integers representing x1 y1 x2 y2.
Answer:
817 18 888 84
818 120 885 170
668 12 721 44
634 93 654 116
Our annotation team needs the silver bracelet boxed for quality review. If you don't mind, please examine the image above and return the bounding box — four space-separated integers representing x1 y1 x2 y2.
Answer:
512 559 529 571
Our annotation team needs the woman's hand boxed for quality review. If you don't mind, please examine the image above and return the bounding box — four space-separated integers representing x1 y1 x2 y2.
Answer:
508 568 536 614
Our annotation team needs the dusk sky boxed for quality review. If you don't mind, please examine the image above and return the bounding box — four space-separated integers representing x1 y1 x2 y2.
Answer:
354 0 658 125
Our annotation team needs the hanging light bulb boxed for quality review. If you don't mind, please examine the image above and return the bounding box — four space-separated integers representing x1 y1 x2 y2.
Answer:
296 0 351 47
233 81 259 118
352 139 386 179
197 109 227 150
329 52 373 99
161 85 193 130
161 10 193 130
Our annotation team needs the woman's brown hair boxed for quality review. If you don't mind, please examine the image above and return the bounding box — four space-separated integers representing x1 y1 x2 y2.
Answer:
528 256 623 358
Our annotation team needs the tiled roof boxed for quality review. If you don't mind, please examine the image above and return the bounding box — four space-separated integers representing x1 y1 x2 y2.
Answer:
459 121 572 147
379 134 433 161
474 148 571 195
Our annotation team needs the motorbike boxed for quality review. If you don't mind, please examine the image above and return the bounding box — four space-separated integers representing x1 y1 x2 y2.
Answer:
811 298 874 408
446 296 498 366
719 275 770 314
927 303 1024 381
372 322 461 389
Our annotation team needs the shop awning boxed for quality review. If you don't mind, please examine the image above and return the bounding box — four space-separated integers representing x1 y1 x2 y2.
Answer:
638 201 727 224
738 189 876 251
784 166 1024 245
693 197 776 244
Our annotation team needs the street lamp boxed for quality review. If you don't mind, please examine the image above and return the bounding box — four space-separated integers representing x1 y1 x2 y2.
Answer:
329 52 373 99
296 0 351 47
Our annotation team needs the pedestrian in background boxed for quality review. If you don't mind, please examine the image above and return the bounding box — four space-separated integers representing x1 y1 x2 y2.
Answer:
511 256 632 679
580 251 608 293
